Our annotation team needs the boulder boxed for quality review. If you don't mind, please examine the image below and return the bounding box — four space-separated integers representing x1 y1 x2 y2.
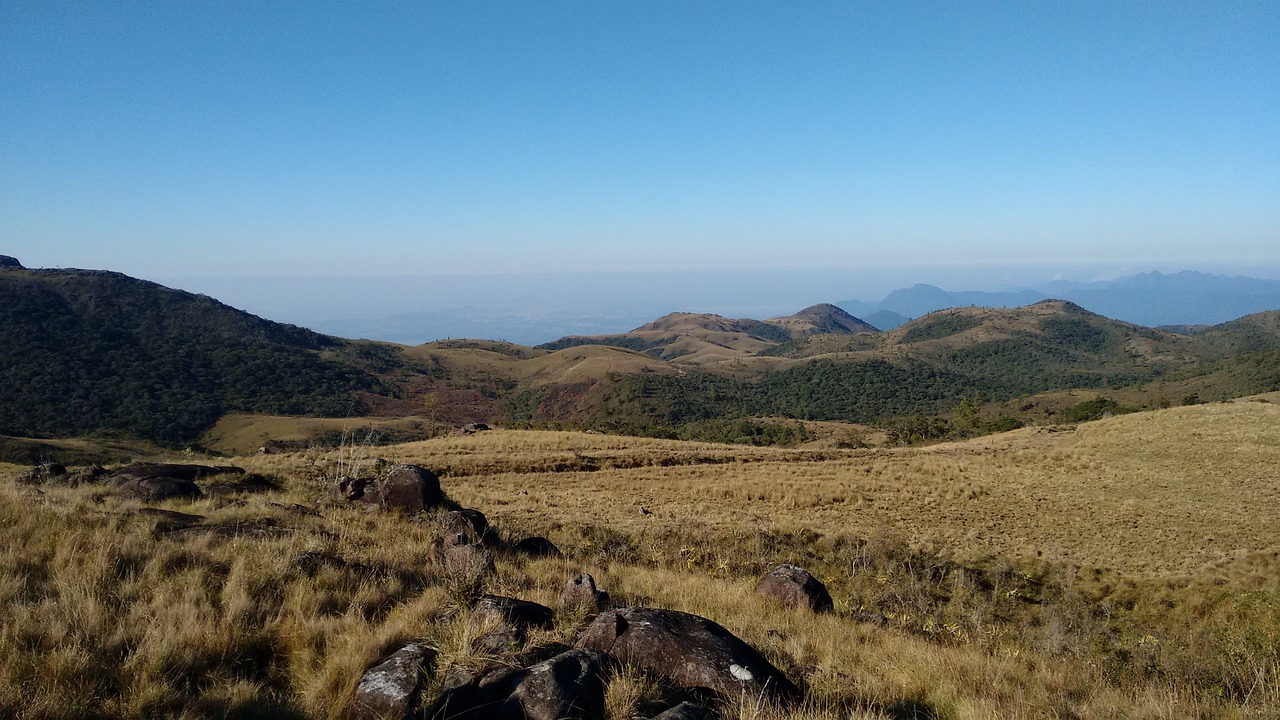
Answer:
473 595 555 632
577 608 799 705
350 643 436 720
511 536 562 558
560 573 610 614
332 464 443 513
470 595 555 654
460 423 490 434
439 508 491 547
430 648 616 720
111 474 203 502
64 465 108 487
755 564 834 613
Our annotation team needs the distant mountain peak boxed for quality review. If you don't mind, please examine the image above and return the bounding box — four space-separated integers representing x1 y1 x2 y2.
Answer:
840 270 1280 328
767 303 878 336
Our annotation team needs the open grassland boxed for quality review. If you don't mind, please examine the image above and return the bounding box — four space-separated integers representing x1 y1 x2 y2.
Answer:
248 400 1280 577
2 399 1278 718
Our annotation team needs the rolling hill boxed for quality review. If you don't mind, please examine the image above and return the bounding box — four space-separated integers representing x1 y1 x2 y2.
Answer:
0 266 396 445
4 263 1280 452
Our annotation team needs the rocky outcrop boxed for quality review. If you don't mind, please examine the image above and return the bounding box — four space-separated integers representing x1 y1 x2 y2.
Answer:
430 648 616 720
576 608 798 705
332 464 443 513
104 463 248 501
350 643 436 720
112 471 204 499
0 255 23 268
755 564 834 613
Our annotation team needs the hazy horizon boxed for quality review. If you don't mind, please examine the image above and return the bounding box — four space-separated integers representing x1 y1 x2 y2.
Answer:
139 261 1280 345
4 4 1277 297
3 3 1276 342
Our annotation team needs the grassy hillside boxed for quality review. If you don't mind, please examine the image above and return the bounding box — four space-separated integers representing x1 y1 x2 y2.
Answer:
2 399 1276 717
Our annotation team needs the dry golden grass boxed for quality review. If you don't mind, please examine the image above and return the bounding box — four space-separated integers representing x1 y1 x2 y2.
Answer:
2 399 1278 718
250 400 1278 578
203 414 438 456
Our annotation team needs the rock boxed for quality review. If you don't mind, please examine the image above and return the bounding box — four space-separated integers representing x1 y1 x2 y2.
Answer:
203 473 280 497
15 463 67 485
511 536 562 558
0 255 21 268
439 665 480 693
474 624 525 655
473 595 555 633
350 643 436 720
439 508 491 547
755 564 834 613
63 465 108 487
111 474 203 502
333 464 443 513
560 573 610 614
430 648 616 720
576 608 799 705
108 463 243 500
460 423 490 434
652 701 717 720
379 464 444 511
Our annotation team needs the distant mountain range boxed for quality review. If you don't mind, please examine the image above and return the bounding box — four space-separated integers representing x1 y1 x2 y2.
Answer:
4 259 1280 451
840 271 1280 330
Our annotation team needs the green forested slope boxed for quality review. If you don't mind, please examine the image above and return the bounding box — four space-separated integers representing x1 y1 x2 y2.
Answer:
0 268 384 444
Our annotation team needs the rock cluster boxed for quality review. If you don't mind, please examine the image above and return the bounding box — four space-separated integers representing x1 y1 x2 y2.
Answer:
12 456 824 720
331 463 443 513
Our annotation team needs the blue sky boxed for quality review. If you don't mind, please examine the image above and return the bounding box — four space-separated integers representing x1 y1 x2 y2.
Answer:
2 2 1278 333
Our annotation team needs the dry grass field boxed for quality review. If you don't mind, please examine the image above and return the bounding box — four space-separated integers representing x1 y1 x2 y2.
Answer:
2 397 1277 718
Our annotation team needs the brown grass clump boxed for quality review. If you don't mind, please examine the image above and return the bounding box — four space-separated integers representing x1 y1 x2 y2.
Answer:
1 400 1278 717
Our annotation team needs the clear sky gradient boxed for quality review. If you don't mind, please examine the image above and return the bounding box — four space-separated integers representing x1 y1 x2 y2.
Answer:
2 2 1278 328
